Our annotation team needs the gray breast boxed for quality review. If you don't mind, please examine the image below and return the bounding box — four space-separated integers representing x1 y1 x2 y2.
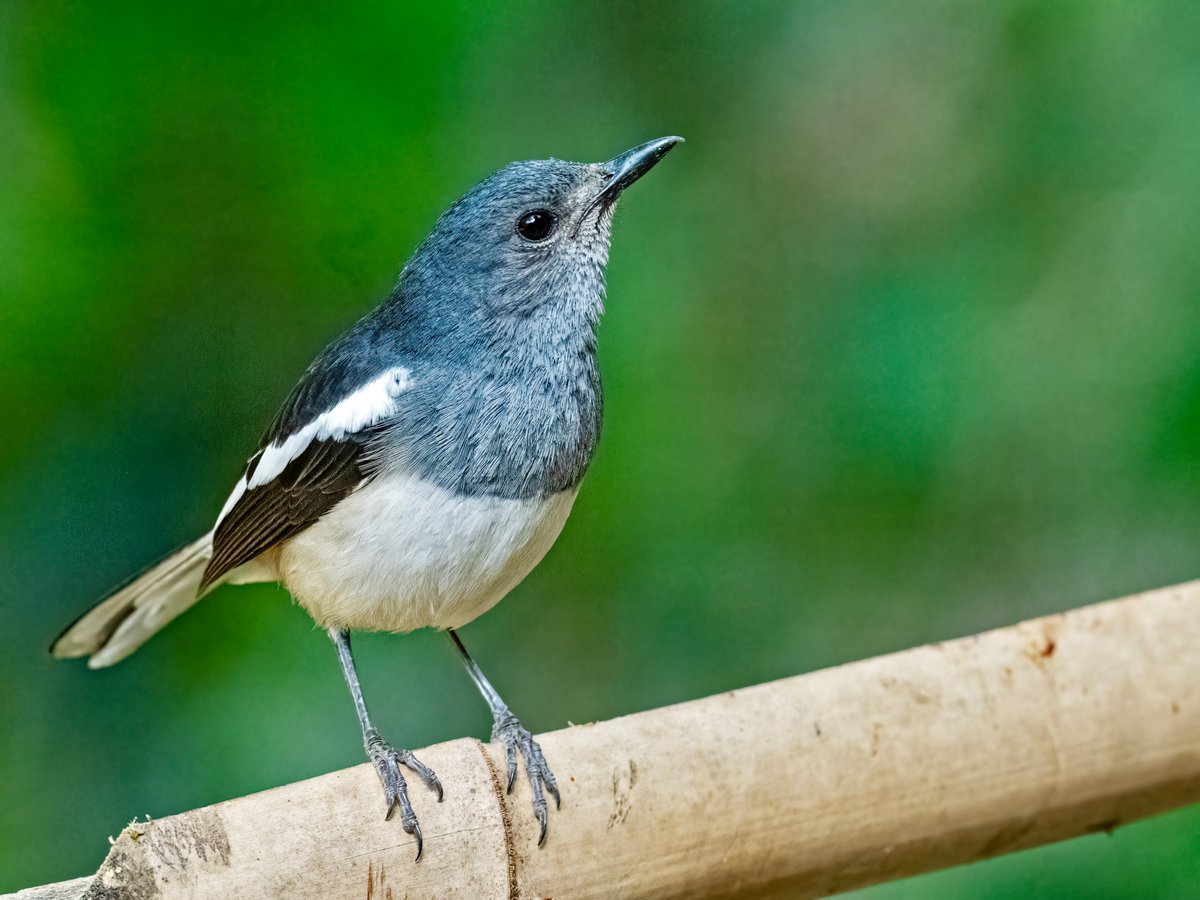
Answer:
377 354 602 500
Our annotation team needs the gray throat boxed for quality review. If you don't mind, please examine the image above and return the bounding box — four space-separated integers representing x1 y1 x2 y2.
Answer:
382 309 603 501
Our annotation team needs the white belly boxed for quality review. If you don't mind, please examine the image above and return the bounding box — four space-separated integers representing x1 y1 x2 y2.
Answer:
271 474 578 632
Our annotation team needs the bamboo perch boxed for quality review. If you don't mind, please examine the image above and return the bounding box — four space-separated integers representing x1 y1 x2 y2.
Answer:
13 581 1200 899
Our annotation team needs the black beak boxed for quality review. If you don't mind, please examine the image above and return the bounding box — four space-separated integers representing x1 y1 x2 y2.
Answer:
579 136 684 226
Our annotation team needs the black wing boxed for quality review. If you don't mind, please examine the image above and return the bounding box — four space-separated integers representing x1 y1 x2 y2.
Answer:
200 307 412 592
200 312 408 590
201 432 379 590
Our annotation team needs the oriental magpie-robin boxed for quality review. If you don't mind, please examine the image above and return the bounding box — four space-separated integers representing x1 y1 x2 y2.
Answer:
53 136 683 857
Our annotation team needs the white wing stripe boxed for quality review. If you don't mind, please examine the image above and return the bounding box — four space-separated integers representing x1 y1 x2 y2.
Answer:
247 366 413 490
215 476 248 527
211 367 413 530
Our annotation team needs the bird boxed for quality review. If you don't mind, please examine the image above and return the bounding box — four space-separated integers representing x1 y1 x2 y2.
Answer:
51 135 683 859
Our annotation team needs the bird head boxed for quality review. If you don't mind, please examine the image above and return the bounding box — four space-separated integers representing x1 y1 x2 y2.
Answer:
396 137 683 339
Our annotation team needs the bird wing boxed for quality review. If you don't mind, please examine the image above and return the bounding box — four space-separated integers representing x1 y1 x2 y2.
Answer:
201 363 413 590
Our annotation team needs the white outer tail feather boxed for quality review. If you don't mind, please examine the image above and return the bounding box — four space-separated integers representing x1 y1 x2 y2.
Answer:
53 534 217 668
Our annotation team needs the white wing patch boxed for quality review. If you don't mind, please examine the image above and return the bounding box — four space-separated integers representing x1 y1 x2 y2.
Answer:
248 366 413 489
216 476 248 527
214 366 412 528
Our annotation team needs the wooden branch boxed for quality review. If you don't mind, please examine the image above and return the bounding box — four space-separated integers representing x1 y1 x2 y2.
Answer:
14 582 1200 899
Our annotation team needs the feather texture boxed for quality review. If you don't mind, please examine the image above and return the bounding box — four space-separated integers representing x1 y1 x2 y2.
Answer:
203 436 372 590
53 535 212 667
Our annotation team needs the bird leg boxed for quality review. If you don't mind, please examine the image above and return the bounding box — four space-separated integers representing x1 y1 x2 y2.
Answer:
329 628 442 859
447 629 560 845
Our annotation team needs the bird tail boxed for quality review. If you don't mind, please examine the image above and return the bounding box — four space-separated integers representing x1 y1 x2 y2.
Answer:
52 533 216 668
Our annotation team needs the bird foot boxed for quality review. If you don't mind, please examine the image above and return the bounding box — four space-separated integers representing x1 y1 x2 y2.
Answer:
364 728 443 860
492 715 560 845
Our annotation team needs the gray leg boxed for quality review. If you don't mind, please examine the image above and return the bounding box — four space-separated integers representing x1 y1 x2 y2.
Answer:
447 629 560 845
330 628 442 859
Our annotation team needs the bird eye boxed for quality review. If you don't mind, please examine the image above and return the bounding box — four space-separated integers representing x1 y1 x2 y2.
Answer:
515 209 555 242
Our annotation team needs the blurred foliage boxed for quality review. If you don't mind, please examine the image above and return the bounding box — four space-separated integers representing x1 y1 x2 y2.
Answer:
3 0 1200 893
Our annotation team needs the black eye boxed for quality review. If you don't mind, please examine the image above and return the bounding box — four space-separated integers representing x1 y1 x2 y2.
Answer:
516 209 555 241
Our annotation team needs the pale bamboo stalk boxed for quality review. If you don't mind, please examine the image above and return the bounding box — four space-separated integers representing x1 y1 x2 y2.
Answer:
14 581 1200 899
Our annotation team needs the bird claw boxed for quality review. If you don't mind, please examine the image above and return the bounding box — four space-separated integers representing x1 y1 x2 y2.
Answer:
492 717 560 845
365 728 442 860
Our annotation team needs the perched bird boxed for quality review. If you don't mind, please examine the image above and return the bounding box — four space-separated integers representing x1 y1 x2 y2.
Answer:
52 136 682 858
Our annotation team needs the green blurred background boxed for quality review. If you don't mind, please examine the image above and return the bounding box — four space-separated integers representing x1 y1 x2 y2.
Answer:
3 0 1199 894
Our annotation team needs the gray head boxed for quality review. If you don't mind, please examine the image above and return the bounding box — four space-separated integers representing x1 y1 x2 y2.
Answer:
353 137 683 499
392 136 683 351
